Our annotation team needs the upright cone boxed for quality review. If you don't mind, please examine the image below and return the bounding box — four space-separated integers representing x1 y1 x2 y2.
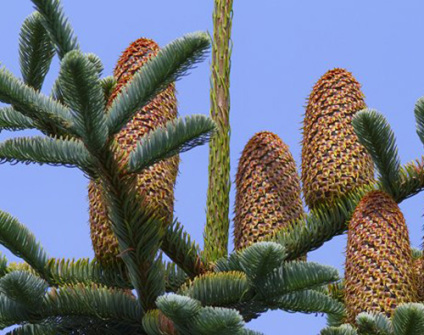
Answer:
344 191 417 323
414 256 424 301
88 38 179 263
234 131 304 250
301 68 374 209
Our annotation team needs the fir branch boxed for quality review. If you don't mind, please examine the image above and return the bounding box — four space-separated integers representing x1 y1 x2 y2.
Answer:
10 316 142 335
0 211 48 278
50 77 63 104
269 289 346 316
190 306 245 335
0 107 35 131
106 32 210 137
326 280 345 304
42 284 142 325
356 312 393 335
19 12 55 91
0 295 32 329
179 271 249 307
86 53 104 77
100 76 117 104
164 262 188 292
156 294 200 324
98 152 166 312
0 66 75 136
58 50 108 151
238 242 286 287
30 0 79 59
0 253 7 278
396 157 424 202
415 96 424 146
320 324 358 335
0 284 143 332
128 115 215 173
392 303 424 335
0 136 95 175
259 261 339 299
214 252 243 273
156 294 246 335
0 271 48 309
352 109 400 197
162 220 206 278
45 258 131 289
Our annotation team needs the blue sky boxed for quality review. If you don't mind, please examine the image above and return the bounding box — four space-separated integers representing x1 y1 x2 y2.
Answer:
0 1 423 334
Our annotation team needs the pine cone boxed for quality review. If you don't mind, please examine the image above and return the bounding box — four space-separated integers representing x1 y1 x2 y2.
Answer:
234 131 304 250
301 68 374 209
414 256 424 301
89 38 179 263
344 191 417 323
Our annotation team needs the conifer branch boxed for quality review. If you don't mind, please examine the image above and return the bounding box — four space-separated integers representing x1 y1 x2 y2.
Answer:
162 221 206 278
164 262 188 292
0 295 32 329
45 258 131 289
414 96 424 146
100 76 117 105
0 284 143 332
30 0 79 59
179 271 249 307
0 66 75 136
58 50 108 151
320 324 358 335
392 303 424 335
0 136 95 175
0 271 48 309
0 211 48 279
97 151 166 312
0 254 7 278
43 284 142 326
396 157 424 202
269 290 346 316
156 294 248 335
352 109 400 197
128 115 215 174
258 261 339 298
19 12 55 92
86 53 104 77
322 304 424 335
0 107 35 131
356 312 393 334
238 242 286 287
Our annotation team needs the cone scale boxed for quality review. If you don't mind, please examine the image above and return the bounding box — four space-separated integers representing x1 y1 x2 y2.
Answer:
301 68 374 209
344 191 417 323
88 38 179 263
234 131 304 250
